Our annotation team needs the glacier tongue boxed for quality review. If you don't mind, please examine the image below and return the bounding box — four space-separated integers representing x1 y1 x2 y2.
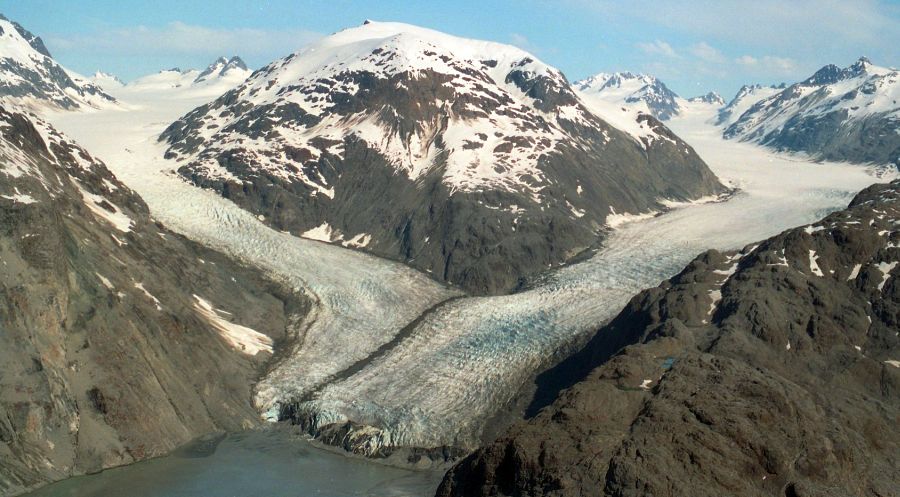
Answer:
46 86 461 422
283 104 895 452
45 89 895 456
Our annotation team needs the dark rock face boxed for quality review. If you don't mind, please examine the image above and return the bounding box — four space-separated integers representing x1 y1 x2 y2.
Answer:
0 106 308 496
724 58 899 169
0 15 114 109
437 180 900 497
160 23 724 295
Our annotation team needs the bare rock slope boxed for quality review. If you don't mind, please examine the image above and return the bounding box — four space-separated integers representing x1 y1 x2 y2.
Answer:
438 179 900 497
0 105 308 496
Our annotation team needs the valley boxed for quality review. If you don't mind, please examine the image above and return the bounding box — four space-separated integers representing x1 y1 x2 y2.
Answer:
47 84 892 461
1 8 896 497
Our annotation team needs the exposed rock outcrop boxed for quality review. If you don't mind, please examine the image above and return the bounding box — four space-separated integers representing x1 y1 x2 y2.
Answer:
438 179 900 496
0 105 308 496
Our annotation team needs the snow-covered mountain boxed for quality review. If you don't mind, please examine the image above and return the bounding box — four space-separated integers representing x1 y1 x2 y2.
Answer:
688 91 725 106
193 55 249 84
716 83 786 127
89 70 125 91
0 14 114 110
160 20 724 294
125 56 251 92
574 72 684 120
723 57 899 168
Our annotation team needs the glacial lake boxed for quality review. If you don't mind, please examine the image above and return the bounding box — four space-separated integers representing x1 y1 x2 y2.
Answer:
25 429 445 497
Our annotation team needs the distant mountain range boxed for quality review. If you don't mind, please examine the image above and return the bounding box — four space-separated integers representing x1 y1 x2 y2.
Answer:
90 56 251 93
723 57 899 168
160 21 724 294
578 58 899 169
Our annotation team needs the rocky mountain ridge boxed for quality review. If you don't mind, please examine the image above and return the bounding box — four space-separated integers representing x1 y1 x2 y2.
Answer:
724 57 899 168
716 83 786 127
0 14 114 110
437 178 900 496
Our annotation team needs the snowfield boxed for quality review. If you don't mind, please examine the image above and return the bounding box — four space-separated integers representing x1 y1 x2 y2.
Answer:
45 85 895 454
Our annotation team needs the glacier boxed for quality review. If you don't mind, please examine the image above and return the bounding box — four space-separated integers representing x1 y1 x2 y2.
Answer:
45 83 896 455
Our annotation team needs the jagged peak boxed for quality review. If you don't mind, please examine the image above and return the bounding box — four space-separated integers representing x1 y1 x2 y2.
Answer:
194 55 251 83
225 56 248 71
853 56 872 68
688 91 725 105
0 13 52 58
802 56 890 87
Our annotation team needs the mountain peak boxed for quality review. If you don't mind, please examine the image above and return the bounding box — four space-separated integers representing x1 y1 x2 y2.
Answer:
802 57 886 86
225 55 248 71
688 91 725 106
0 14 115 109
159 21 722 293
193 55 251 84
0 13 52 57
847 56 873 76
575 71 682 120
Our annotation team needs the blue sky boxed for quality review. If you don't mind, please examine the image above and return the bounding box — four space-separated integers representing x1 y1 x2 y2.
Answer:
3 0 898 98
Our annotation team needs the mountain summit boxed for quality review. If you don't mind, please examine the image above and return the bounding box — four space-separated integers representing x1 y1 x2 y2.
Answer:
161 21 724 294
0 14 115 109
688 91 725 106
194 55 249 84
575 72 684 120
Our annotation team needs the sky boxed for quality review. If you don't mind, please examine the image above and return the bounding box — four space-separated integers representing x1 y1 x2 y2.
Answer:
2 0 898 98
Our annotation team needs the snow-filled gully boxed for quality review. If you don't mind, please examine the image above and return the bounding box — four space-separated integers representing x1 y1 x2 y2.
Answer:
47 93 895 455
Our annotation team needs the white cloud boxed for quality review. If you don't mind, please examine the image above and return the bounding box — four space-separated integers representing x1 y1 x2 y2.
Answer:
48 21 321 60
637 40 678 58
568 0 896 49
689 42 725 63
509 33 531 49
735 54 796 74
761 56 796 73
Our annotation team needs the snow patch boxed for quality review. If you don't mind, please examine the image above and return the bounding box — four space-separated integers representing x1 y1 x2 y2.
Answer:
193 295 272 355
134 282 162 311
75 182 133 232
875 261 897 291
95 273 114 290
0 187 36 204
302 222 339 242
808 250 824 277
